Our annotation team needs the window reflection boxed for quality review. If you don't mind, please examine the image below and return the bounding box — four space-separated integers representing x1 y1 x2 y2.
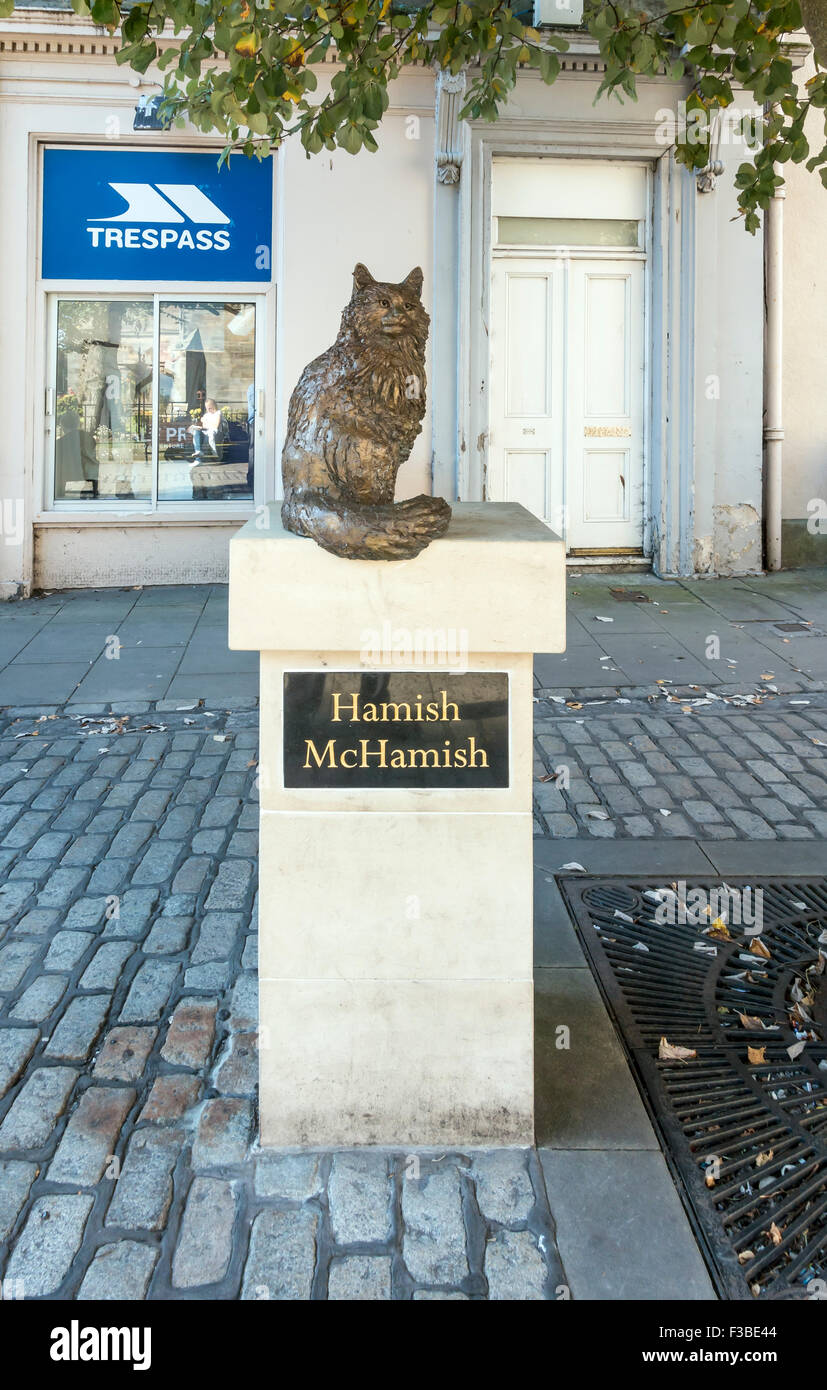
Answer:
55 300 153 500
53 297 257 506
157 301 255 501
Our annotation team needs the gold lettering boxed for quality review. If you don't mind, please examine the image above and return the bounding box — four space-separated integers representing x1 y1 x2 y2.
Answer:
359 739 388 767
441 691 460 721
331 692 359 722
381 701 412 722
304 738 337 768
467 736 488 768
408 748 441 769
390 748 407 767
340 747 358 768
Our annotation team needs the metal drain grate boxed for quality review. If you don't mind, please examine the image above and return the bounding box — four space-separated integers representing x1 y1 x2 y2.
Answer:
559 876 827 1301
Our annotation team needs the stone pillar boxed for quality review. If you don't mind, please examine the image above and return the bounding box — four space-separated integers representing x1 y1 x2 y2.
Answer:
229 502 565 1146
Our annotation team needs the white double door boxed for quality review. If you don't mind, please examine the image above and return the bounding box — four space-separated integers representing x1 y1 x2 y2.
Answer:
489 254 645 552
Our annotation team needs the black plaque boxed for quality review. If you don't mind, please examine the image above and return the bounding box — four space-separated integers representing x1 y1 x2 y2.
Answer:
283 671 509 789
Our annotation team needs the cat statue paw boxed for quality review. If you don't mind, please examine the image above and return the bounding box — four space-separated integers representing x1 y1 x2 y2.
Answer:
280 263 452 561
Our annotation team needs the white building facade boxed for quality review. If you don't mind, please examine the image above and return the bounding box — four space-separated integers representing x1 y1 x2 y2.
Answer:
0 5 821 597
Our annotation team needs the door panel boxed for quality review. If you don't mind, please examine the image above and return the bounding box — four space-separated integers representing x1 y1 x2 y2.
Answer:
567 260 643 549
584 274 629 418
505 275 550 416
489 262 563 532
504 449 550 521
583 448 630 522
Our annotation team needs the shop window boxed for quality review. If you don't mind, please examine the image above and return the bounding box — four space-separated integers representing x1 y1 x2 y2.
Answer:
52 296 258 506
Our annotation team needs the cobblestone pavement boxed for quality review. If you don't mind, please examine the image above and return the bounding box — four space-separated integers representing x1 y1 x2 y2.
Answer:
533 697 827 840
0 704 570 1300
2 570 826 1299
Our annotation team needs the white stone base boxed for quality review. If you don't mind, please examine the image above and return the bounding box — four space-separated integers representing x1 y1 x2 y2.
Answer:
229 502 565 1146
258 808 534 1145
260 979 534 1148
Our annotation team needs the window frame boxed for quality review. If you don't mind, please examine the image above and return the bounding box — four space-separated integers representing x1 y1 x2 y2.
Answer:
45 288 266 515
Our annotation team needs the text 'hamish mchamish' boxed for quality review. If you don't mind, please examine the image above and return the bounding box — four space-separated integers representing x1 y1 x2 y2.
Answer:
302 689 490 771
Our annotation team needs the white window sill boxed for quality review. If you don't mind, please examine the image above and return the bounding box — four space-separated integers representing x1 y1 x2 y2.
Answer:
34 510 256 527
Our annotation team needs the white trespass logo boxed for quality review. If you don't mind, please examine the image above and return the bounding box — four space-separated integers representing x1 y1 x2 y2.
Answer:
87 182 231 252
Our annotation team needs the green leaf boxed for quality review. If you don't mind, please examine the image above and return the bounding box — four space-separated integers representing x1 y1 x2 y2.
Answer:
538 50 559 84
116 40 157 74
685 15 708 46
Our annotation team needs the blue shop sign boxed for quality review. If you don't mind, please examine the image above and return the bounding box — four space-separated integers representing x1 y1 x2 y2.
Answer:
42 148 272 282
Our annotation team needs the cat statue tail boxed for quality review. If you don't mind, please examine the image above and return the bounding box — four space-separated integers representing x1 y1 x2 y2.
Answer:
281 489 451 562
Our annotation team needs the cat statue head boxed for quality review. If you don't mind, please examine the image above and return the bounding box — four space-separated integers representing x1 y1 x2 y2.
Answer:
339 263 429 368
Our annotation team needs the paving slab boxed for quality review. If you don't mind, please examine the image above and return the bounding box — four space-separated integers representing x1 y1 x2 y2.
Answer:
535 967 660 1151
533 869 585 968
533 838 717 874
0 663 91 705
697 840 827 875
539 1150 716 1301
10 626 113 664
70 648 184 702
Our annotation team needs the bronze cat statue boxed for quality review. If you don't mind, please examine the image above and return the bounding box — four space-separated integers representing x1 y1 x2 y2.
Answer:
280 263 452 560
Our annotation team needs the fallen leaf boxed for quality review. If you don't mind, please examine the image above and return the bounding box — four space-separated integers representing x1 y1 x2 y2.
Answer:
738 1250 755 1265
755 1150 774 1167
768 1222 783 1247
747 1046 766 1064
659 1036 697 1061
739 1012 766 1030
706 920 731 941
750 937 772 960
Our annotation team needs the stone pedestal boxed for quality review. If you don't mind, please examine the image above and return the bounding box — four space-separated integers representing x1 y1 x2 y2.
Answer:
229 502 565 1146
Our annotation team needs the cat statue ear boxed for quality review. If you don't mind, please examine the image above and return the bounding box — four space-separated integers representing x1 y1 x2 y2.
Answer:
401 267 424 299
352 263 375 293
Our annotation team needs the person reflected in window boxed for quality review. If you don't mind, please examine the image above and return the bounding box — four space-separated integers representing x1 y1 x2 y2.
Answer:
55 411 99 498
189 399 224 458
